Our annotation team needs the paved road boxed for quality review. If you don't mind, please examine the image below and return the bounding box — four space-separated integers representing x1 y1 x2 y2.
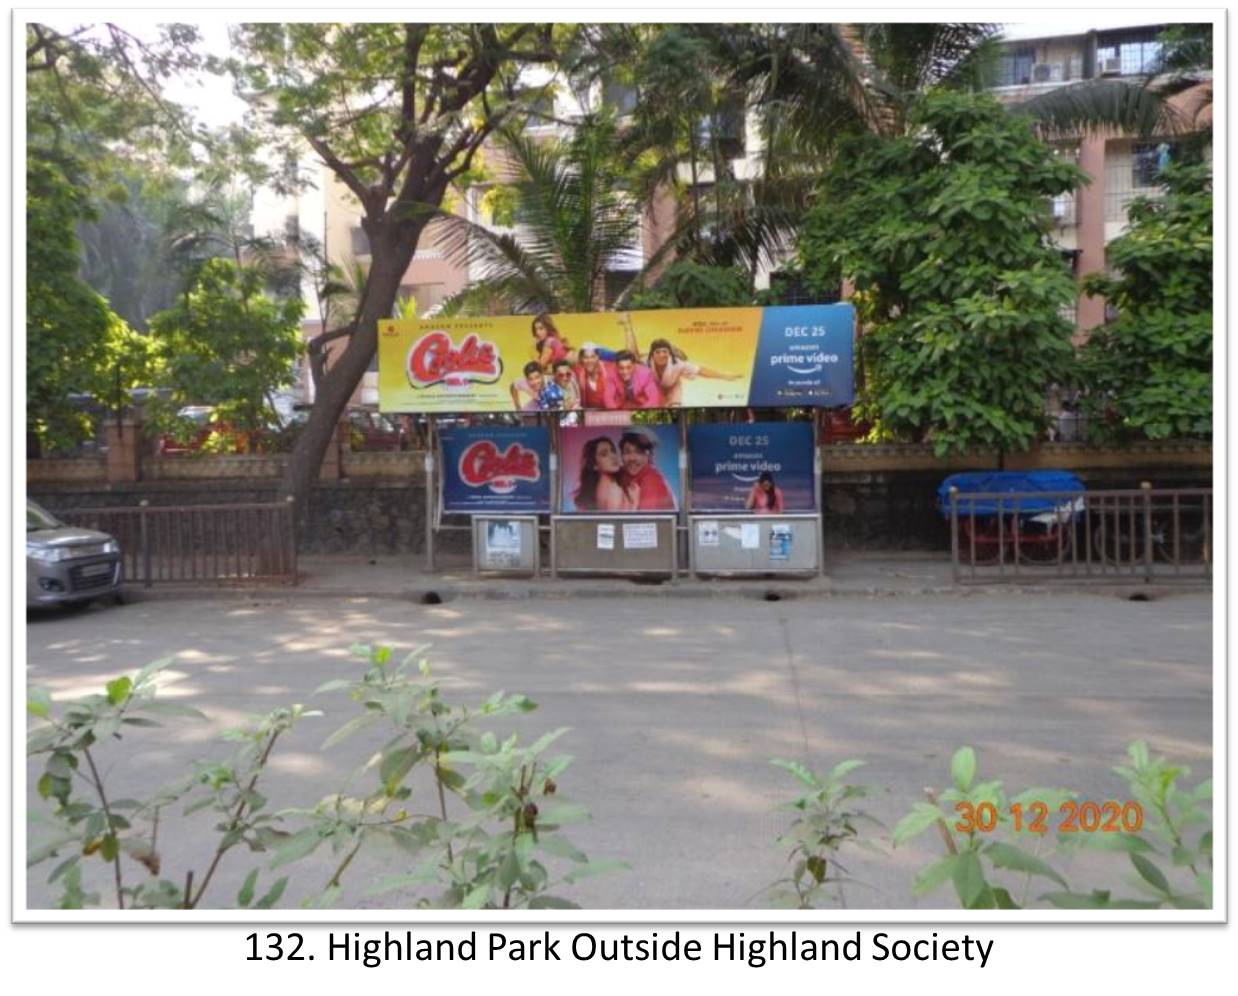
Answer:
25 589 1212 911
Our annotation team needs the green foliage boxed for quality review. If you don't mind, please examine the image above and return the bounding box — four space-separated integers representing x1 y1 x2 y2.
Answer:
299 643 620 910
25 154 152 453
28 644 619 910
1155 24 1212 74
146 258 304 436
77 169 198 330
890 743 1212 911
1078 162 1212 441
892 746 1074 909
800 91 1084 455
1046 742 1212 910
766 758 881 908
626 262 754 310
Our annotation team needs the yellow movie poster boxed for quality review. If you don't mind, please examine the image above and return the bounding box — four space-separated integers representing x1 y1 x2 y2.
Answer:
378 304 855 413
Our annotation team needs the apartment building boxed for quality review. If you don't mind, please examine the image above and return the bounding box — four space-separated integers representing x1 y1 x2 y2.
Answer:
989 23 1210 333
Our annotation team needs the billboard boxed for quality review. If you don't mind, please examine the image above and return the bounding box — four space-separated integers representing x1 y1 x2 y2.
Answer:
559 424 681 514
440 427 551 513
688 422 817 513
378 305 854 413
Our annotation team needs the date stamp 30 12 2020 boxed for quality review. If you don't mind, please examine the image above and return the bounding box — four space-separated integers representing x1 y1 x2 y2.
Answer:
953 800 1144 835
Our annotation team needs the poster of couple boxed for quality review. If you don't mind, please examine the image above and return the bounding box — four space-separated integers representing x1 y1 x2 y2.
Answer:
558 425 681 514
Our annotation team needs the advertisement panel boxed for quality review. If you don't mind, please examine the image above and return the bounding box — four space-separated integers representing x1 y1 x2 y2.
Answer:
688 422 817 513
559 424 681 514
440 427 551 514
746 304 854 407
378 305 853 413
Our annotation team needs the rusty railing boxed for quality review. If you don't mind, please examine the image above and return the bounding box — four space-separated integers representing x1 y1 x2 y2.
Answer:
948 485 1211 584
55 500 298 587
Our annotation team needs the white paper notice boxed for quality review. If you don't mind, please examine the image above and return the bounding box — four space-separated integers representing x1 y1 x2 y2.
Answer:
740 523 760 549
597 523 615 550
623 522 658 549
698 521 720 547
484 520 522 567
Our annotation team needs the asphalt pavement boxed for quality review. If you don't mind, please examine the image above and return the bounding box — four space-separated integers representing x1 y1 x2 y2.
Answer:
24 578 1213 912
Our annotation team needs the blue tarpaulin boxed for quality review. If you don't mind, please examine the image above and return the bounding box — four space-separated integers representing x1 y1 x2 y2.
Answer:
937 470 1085 518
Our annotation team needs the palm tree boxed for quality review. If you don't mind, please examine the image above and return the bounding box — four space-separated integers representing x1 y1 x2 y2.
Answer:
434 113 659 314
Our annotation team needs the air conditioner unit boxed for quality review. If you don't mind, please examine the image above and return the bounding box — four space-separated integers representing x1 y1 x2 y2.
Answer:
1100 56 1122 76
1031 63 1062 83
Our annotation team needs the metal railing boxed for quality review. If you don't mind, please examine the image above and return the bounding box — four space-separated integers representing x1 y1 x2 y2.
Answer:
55 500 298 586
948 485 1211 584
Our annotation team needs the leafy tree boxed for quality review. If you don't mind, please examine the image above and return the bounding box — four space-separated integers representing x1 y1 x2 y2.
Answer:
77 168 196 329
626 261 752 310
1078 161 1212 441
26 155 126 455
146 258 304 444
799 91 1084 457
225 23 558 506
25 22 199 453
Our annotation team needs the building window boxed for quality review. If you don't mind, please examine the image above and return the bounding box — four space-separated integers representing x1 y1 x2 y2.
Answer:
284 214 300 243
1132 142 1173 186
520 88 556 126
1096 29 1163 75
1105 141 1172 223
698 111 746 159
350 226 371 256
996 47 1036 86
603 271 640 309
601 77 639 115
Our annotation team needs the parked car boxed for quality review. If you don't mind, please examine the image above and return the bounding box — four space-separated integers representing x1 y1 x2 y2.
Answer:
156 406 267 455
26 500 123 609
347 408 409 451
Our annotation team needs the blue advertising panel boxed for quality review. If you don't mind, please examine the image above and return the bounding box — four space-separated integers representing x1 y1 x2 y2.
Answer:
689 422 816 512
746 303 854 407
440 427 551 513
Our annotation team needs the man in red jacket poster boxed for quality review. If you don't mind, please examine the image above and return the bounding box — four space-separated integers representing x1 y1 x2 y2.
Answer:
618 429 677 511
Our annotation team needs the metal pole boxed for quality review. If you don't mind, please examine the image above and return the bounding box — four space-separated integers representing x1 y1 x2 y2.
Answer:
814 413 825 577
1141 480 1153 583
425 417 436 572
139 499 152 588
949 486 960 584
286 494 298 585
678 410 688 578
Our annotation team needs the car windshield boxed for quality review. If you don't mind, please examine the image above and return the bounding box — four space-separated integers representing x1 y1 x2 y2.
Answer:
27 502 61 531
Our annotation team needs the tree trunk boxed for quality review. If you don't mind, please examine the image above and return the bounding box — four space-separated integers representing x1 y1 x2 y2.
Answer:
277 226 424 519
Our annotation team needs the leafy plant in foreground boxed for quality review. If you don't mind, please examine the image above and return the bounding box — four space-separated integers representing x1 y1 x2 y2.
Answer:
892 746 1074 909
284 643 623 909
27 658 316 909
28 644 622 910
1043 741 1211 910
766 758 881 909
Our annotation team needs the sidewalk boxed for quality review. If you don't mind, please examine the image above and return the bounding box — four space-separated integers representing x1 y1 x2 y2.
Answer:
118 550 1204 602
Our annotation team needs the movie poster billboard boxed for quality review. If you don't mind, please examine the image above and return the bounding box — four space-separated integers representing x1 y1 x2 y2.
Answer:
689 422 817 513
559 424 681 514
440 427 551 513
377 304 853 414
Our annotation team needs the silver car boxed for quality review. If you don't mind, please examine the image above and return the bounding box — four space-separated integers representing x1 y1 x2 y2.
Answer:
26 500 124 609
